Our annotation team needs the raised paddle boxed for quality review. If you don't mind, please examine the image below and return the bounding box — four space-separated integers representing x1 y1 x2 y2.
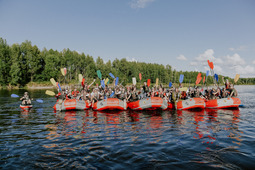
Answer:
147 79 151 87
50 78 57 87
156 78 159 86
132 77 137 85
36 99 43 103
234 74 240 83
115 77 119 86
45 90 56 96
97 70 102 79
104 78 109 85
109 73 115 79
179 74 184 84
180 87 188 92
169 82 172 88
78 74 83 83
11 94 43 103
139 73 142 81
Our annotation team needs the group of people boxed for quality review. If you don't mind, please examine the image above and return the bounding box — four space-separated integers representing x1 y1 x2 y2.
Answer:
54 77 238 105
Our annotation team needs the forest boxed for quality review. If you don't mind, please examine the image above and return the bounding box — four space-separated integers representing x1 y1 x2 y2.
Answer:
0 37 254 88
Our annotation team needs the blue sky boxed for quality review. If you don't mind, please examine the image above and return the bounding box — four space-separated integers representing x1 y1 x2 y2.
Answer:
1 0 255 78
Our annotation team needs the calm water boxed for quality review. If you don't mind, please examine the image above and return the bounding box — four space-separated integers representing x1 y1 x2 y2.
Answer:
0 85 255 169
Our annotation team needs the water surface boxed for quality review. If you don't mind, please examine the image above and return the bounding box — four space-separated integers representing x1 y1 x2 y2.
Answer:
0 86 255 169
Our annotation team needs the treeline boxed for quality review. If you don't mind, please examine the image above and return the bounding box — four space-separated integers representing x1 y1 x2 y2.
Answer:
0 37 251 88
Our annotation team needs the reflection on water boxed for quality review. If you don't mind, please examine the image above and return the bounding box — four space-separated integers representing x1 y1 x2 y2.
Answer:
1 86 255 169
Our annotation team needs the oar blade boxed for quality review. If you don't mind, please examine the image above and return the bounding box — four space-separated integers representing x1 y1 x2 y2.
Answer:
105 78 109 84
45 90 55 96
36 99 43 103
180 87 188 92
139 73 142 81
50 78 57 86
169 82 172 88
109 73 115 79
115 77 119 86
78 74 83 82
147 79 151 87
234 74 240 83
97 70 102 79
132 77 137 85
11 94 19 98
156 78 159 86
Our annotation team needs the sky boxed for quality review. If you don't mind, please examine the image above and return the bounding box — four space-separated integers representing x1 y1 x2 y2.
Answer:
0 0 255 78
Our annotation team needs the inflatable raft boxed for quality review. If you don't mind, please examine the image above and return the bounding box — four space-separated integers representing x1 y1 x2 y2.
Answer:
20 104 32 111
53 99 91 111
128 97 168 110
92 98 127 111
205 97 241 109
168 97 205 110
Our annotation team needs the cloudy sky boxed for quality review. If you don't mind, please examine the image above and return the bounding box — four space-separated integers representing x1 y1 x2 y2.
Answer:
1 0 255 78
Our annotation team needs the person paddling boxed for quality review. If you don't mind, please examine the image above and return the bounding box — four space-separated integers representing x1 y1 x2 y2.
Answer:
20 92 32 105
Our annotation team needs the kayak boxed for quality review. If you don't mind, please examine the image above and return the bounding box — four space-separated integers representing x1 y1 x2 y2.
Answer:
168 97 205 110
20 104 33 111
205 97 241 109
92 98 127 111
128 97 168 110
53 99 91 111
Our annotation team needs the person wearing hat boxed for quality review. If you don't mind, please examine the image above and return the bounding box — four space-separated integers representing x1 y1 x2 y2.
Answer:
20 92 32 105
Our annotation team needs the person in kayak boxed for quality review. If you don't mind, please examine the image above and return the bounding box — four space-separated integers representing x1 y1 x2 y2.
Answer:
20 92 32 105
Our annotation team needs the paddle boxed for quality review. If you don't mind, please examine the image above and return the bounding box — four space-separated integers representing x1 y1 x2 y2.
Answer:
11 94 43 103
147 79 151 87
110 91 115 97
139 73 142 81
105 78 109 84
196 73 202 85
234 74 240 83
45 90 56 96
81 78 85 87
97 70 102 79
11 94 19 98
169 82 172 88
101 80 105 88
132 77 137 85
203 76 206 84
109 73 115 79
36 99 43 103
57 82 62 91
50 78 57 87
156 78 159 87
214 74 219 83
115 77 119 86
78 74 83 83
179 74 184 84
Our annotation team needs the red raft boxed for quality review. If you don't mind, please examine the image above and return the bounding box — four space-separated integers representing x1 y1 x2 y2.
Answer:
53 99 91 111
92 98 127 111
205 97 241 109
168 97 205 110
128 97 168 110
20 104 33 111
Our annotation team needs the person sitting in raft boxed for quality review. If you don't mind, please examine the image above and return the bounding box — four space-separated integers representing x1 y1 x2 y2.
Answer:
222 76 230 91
229 84 238 97
20 92 32 105
142 82 149 97
71 89 79 99
127 86 138 102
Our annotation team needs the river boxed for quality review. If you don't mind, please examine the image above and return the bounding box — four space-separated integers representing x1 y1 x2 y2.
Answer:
0 85 255 169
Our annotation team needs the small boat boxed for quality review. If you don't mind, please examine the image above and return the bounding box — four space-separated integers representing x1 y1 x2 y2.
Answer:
128 97 168 110
168 97 205 110
205 97 241 109
53 99 91 111
92 98 127 111
20 104 33 111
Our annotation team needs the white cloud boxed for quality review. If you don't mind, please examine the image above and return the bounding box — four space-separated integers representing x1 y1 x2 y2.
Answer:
176 54 187 61
126 57 138 62
234 65 255 76
190 61 197 66
229 45 248 51
223 53 246 66
252 60 255 64
195 49 223 66
130 0 155 9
